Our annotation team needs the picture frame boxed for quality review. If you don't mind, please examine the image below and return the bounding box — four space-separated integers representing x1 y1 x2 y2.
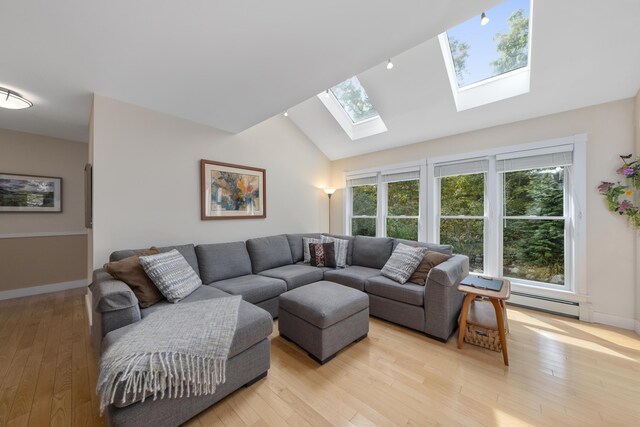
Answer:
0 173 62 213
200 159 266 220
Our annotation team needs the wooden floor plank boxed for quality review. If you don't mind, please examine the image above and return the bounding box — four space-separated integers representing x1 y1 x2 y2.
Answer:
0 289 638 427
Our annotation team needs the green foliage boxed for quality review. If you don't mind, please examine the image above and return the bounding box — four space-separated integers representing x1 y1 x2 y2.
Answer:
387 180 419 216
352 218 376 237
491 9 529 75
352 185 377 216
441 174 484 216
387 218 418 241
440 218 484 272
598 155 640 229
448 36 471 84
331 78 378 122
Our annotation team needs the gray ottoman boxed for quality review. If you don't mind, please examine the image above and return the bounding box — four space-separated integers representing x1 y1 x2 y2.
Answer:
278 281 369 364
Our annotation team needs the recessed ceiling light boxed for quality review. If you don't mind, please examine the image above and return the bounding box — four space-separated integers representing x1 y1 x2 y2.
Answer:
283 111 288 117
480 12 490 26
386 59 394 70
0 87 33 110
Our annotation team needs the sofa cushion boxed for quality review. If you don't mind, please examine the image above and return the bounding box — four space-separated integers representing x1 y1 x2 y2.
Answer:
408 251 452 285
141 285 231 317
393 239 453 256
103 247 163 308
259 264 324 290
365 275 424 306
309 242 336 268
323 234 355 265
139 250 202 303
110 244 200 277
196 241 253 284
352 236 394 269
380 243 428 284
104 287 273 407
91 269 139 312
321 235 348 268
246 235 293 273
279 281 369 328
286 233 322 263
323 265 381 291
210 274 286 304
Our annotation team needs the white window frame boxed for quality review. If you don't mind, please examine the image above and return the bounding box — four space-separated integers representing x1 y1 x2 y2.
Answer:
317 83 387 140
345 160 427 241
437 0 535 112
428 134 587 299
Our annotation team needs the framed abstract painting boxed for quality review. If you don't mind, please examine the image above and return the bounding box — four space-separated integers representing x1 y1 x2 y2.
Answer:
200 160 266 220
0 173 62 212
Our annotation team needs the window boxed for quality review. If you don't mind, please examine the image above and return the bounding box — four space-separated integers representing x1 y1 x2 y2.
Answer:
317 76 387 140
429 136 586 296
384 171 421 241
346 163 425 241
330 76 379 123
351 184 377 237
438 0 533 111
440 173 485 273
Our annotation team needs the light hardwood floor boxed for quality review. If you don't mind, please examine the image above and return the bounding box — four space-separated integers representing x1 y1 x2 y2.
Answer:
1 289 639 427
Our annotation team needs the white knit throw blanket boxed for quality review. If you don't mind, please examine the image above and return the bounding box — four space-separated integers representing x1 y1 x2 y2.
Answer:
97 296 241 413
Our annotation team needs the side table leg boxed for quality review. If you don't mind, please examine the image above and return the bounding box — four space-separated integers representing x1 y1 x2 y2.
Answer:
457 293 474 349
490 298 509 366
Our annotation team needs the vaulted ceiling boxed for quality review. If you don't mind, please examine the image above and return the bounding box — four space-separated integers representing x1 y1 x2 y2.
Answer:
1 1 639 161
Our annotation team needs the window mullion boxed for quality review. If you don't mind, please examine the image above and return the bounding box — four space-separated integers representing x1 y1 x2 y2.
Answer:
377 174 384 237
487 157 500 277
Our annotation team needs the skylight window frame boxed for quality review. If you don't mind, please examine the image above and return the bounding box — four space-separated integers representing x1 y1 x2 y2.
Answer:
317 78 387 141
438 0 535 111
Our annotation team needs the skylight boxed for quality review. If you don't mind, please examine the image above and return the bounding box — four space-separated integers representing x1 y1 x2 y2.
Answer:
317 76 387 140
447 0 530 88
438 0 533 111
329 76 380 123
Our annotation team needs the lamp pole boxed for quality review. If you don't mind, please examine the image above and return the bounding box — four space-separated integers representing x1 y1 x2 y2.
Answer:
323 188 336 233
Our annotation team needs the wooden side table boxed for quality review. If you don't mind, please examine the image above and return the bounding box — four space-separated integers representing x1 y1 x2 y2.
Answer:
457 278 511 365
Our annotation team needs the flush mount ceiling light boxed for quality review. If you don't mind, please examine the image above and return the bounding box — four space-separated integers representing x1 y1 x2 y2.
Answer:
480 12 490 26
386 59 394 70
283 110 288 117
0 87 33 110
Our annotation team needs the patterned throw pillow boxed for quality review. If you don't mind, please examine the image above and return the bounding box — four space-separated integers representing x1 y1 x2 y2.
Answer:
309 243 337 268
139 249 202 303
302 237 321 263
321 235 348 268
408 251 452 285
381 243 429 284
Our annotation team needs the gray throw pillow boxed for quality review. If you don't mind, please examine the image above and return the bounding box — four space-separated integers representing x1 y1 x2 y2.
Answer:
139 249 202 302
381 243 428 284
302 237 321 263
321 235 348 268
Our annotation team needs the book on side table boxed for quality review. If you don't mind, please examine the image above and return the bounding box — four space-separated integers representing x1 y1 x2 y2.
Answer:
460 275 503 292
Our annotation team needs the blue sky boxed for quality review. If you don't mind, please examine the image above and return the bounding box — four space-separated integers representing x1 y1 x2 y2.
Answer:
447 0 530 87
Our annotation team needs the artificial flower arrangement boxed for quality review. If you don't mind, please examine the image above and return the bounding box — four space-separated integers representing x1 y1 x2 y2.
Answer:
598 154 640 228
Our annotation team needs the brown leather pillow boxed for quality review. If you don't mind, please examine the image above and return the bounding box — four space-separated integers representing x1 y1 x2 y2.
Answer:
408 251 452 285
104 247 164 308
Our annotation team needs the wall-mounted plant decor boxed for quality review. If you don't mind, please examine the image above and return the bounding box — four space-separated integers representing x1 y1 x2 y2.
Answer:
598 154 640 228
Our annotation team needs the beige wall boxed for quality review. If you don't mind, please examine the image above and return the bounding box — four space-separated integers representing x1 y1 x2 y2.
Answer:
331 99 636 324
0 129 88 291
91 95 331 268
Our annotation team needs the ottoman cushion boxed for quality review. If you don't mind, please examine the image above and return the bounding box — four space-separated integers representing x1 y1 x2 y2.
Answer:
279 281 368 328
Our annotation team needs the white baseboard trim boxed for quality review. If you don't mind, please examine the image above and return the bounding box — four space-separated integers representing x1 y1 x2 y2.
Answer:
592 312 636 330
0 279 88 300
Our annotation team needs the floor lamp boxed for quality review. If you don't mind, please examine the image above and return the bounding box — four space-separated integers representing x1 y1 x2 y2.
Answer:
323 188 336 233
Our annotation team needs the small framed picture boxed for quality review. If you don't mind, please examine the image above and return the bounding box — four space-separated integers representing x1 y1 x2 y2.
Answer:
201 160 266 220
0 173 62 213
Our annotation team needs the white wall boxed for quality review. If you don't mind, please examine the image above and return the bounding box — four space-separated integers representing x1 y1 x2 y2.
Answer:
331 99 637 326
635 91 640 334
91 95 331 268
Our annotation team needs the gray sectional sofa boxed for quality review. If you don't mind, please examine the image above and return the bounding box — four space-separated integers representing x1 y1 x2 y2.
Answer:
90 233 469 427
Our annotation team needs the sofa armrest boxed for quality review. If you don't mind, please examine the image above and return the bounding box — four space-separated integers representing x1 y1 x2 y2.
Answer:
423 255 469 340
91 269 139 312
89 269 141 348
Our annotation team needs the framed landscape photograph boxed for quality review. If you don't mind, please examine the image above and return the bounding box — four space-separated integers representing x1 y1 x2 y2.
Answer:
0 173 62 212
201 160 266 220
